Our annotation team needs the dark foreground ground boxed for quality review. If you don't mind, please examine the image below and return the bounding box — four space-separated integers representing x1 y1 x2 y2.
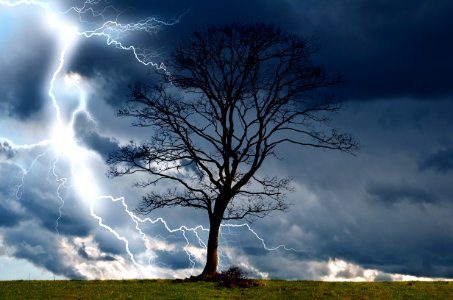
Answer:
0 280 452 299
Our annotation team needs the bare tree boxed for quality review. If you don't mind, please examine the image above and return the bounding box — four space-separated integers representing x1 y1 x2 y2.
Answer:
107 23 357 278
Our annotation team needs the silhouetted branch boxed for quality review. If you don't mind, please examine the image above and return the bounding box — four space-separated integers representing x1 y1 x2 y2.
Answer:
108 22 357 220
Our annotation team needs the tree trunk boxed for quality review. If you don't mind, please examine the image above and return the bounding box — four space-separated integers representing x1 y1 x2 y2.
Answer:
200 215 222 278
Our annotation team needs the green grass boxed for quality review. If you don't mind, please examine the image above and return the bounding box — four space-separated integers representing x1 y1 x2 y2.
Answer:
0 280 452 299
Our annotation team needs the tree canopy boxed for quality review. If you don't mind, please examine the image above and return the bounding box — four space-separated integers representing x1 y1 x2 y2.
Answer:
107 23 357 277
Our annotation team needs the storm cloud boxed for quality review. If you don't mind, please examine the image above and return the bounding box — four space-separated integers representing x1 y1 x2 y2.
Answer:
0 141 15 161
0 9 55 120
420 147 453 174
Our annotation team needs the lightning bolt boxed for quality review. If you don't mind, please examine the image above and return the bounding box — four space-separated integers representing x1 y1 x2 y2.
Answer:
14 142 51 200
1 0 300 279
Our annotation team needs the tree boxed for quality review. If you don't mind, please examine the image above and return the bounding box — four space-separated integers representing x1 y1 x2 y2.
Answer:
107 23 357 278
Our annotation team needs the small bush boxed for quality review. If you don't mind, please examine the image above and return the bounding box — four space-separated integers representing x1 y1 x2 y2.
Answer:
218 266 245 288
217 266 262 288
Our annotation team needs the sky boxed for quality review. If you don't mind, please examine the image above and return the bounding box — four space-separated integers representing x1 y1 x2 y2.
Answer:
0 0 453 281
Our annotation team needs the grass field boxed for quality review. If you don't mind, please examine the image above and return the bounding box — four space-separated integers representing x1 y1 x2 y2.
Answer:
0 280 452 299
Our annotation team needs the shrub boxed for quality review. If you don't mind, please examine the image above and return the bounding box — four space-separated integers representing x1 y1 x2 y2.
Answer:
217 266 261 288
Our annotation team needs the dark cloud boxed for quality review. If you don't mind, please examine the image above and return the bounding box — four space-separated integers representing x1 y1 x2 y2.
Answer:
0 162 22 192
105 0 299 33
93 231 128 256
419 148 453 174
3 0 453 122
367 182 435 205
0 11 55 120
81 0 453 101
81 133 120 160
16 171 92 237
295 202 453 278
0 154 93 235
78 243 116 261
77 245 91 260
298 0 453 100
74 114 120 160
3 222 86 279
0 141 15 160
63 0 301 110
52 211 93 237
0 163 24 227
153 249 192 270
0 202 22 228
57 0 453 117
260 99 453 279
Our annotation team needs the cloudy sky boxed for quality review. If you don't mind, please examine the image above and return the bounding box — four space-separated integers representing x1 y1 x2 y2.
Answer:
1 0 453 281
